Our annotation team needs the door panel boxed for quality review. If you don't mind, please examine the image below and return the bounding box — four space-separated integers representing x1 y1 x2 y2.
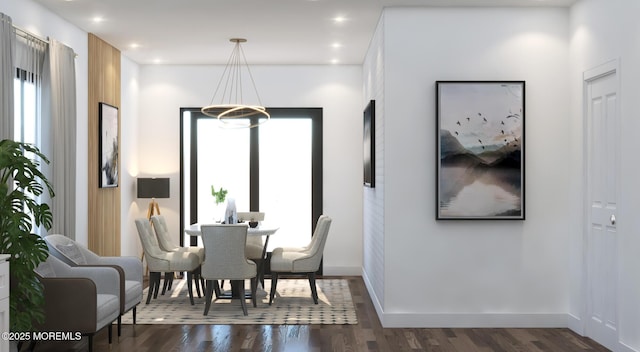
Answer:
586 70 618 351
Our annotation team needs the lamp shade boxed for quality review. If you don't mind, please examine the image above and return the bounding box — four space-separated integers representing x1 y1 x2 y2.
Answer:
137 178 170 198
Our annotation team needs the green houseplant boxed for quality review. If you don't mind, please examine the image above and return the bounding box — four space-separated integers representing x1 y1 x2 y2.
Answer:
211 184 227 205
0 139 54 332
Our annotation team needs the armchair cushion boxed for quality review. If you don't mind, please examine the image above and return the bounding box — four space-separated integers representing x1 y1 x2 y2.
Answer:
56 243 87 264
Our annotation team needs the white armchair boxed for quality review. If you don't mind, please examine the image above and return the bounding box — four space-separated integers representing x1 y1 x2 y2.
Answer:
44 234 143 337
34 255 121 352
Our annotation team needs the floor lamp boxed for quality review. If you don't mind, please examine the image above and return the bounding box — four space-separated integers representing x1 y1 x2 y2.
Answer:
137 178 170 270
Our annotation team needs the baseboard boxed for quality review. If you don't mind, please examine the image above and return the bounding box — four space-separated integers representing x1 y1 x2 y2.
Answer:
381 312 568 328
567 313 584 335
620 341 640 352
362 271 385 322
323 266 362 276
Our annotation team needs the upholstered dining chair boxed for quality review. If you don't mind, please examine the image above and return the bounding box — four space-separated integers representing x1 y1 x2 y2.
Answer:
151 215 205 295
44 234 143 337
135 218 201 305
238 211 267 286
34 255 121 352
269 214 332 305
200 224 257 316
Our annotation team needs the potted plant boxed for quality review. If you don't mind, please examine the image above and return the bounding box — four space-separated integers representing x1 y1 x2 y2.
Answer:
0 139 54 333
211 184 227 221
211 184 227 205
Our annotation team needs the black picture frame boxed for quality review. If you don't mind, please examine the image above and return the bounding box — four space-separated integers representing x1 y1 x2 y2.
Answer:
99 102 119 188
436 81 525 220
363 100 375 188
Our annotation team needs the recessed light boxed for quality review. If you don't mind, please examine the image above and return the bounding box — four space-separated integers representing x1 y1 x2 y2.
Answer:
130 43 140 49
331 42 342 49
92 16 104 23
333 16 347 24
330 59 339 64
153 58 163 64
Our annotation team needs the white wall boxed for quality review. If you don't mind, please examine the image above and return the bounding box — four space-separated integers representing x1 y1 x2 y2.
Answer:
1 0 89 245
136 65 364 275
370 7 572 327
362 13 386 314
569 1 640 351
120 56 140 257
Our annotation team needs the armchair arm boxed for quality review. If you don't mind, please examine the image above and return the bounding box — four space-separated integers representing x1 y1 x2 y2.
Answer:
55 265 120 297
37 277 97 334
97 256 143 283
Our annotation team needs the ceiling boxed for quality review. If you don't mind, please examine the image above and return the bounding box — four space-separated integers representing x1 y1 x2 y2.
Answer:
31 0 577 65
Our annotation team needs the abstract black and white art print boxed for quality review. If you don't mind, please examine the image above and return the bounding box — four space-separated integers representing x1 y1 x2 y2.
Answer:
99 102 119 188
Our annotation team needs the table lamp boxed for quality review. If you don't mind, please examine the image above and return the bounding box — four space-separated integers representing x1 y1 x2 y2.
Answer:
137 177 170 219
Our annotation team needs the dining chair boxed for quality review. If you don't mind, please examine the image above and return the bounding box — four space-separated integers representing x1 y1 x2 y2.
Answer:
269 214 332 305
200 224 257 316
238 211 267 286
44 234 143 337
151 215 205 295
135 218 201 305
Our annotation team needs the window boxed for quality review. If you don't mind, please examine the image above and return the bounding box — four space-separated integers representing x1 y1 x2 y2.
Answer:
180 108 323 256
14 68 39 145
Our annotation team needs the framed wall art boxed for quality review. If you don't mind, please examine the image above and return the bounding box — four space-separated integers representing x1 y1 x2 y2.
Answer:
436 81 525 220
363 100 375 187
99 102 119 188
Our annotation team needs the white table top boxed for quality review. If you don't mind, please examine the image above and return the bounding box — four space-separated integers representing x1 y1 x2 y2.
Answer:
185 223 279 237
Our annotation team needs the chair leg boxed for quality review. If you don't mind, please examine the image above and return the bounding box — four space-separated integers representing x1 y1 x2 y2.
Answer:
187 271 195 305
203 280 212 315
146 272 160 304
133 306 137 324
269 272 279 305
88 335 93 352
108 323 113 344
214 280 221 298
161 272 174 295
238 280 248 316
168 272 174 290
117 315 121 336
250 277 257 308
194 268 202 298
308 272 318 304
253 259 265 288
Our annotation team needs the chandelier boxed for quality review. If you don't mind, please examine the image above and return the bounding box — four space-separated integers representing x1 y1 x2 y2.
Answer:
201 38 270 128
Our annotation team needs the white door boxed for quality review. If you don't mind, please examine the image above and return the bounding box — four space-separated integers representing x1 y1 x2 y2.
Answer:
584 62 619 351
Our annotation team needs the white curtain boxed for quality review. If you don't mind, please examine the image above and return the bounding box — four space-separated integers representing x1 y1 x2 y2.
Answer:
42 39 77 238
0 13 15 141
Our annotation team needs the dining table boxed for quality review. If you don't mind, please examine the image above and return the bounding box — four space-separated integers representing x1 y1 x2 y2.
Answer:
185 222 279 299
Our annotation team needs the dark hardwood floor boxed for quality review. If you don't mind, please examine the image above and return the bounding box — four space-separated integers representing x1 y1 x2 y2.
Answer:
30 277 609 352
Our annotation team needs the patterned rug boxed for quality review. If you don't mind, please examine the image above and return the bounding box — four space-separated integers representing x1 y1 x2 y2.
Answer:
121 278 357 325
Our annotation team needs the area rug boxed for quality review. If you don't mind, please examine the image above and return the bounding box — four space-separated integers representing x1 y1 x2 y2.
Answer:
121 279 357 325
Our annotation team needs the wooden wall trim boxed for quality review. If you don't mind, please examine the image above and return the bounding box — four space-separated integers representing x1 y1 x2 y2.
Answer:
88 33 121 256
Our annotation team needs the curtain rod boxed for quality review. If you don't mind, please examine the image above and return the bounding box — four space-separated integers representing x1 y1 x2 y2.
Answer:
13 24 78 58
13 25 49 45
2 14 78 58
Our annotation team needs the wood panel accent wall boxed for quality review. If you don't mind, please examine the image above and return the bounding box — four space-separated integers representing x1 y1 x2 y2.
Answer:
88 33 121 256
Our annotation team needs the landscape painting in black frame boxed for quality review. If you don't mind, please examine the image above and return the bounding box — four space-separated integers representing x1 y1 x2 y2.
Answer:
363 100 375 188
436 81 525 220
